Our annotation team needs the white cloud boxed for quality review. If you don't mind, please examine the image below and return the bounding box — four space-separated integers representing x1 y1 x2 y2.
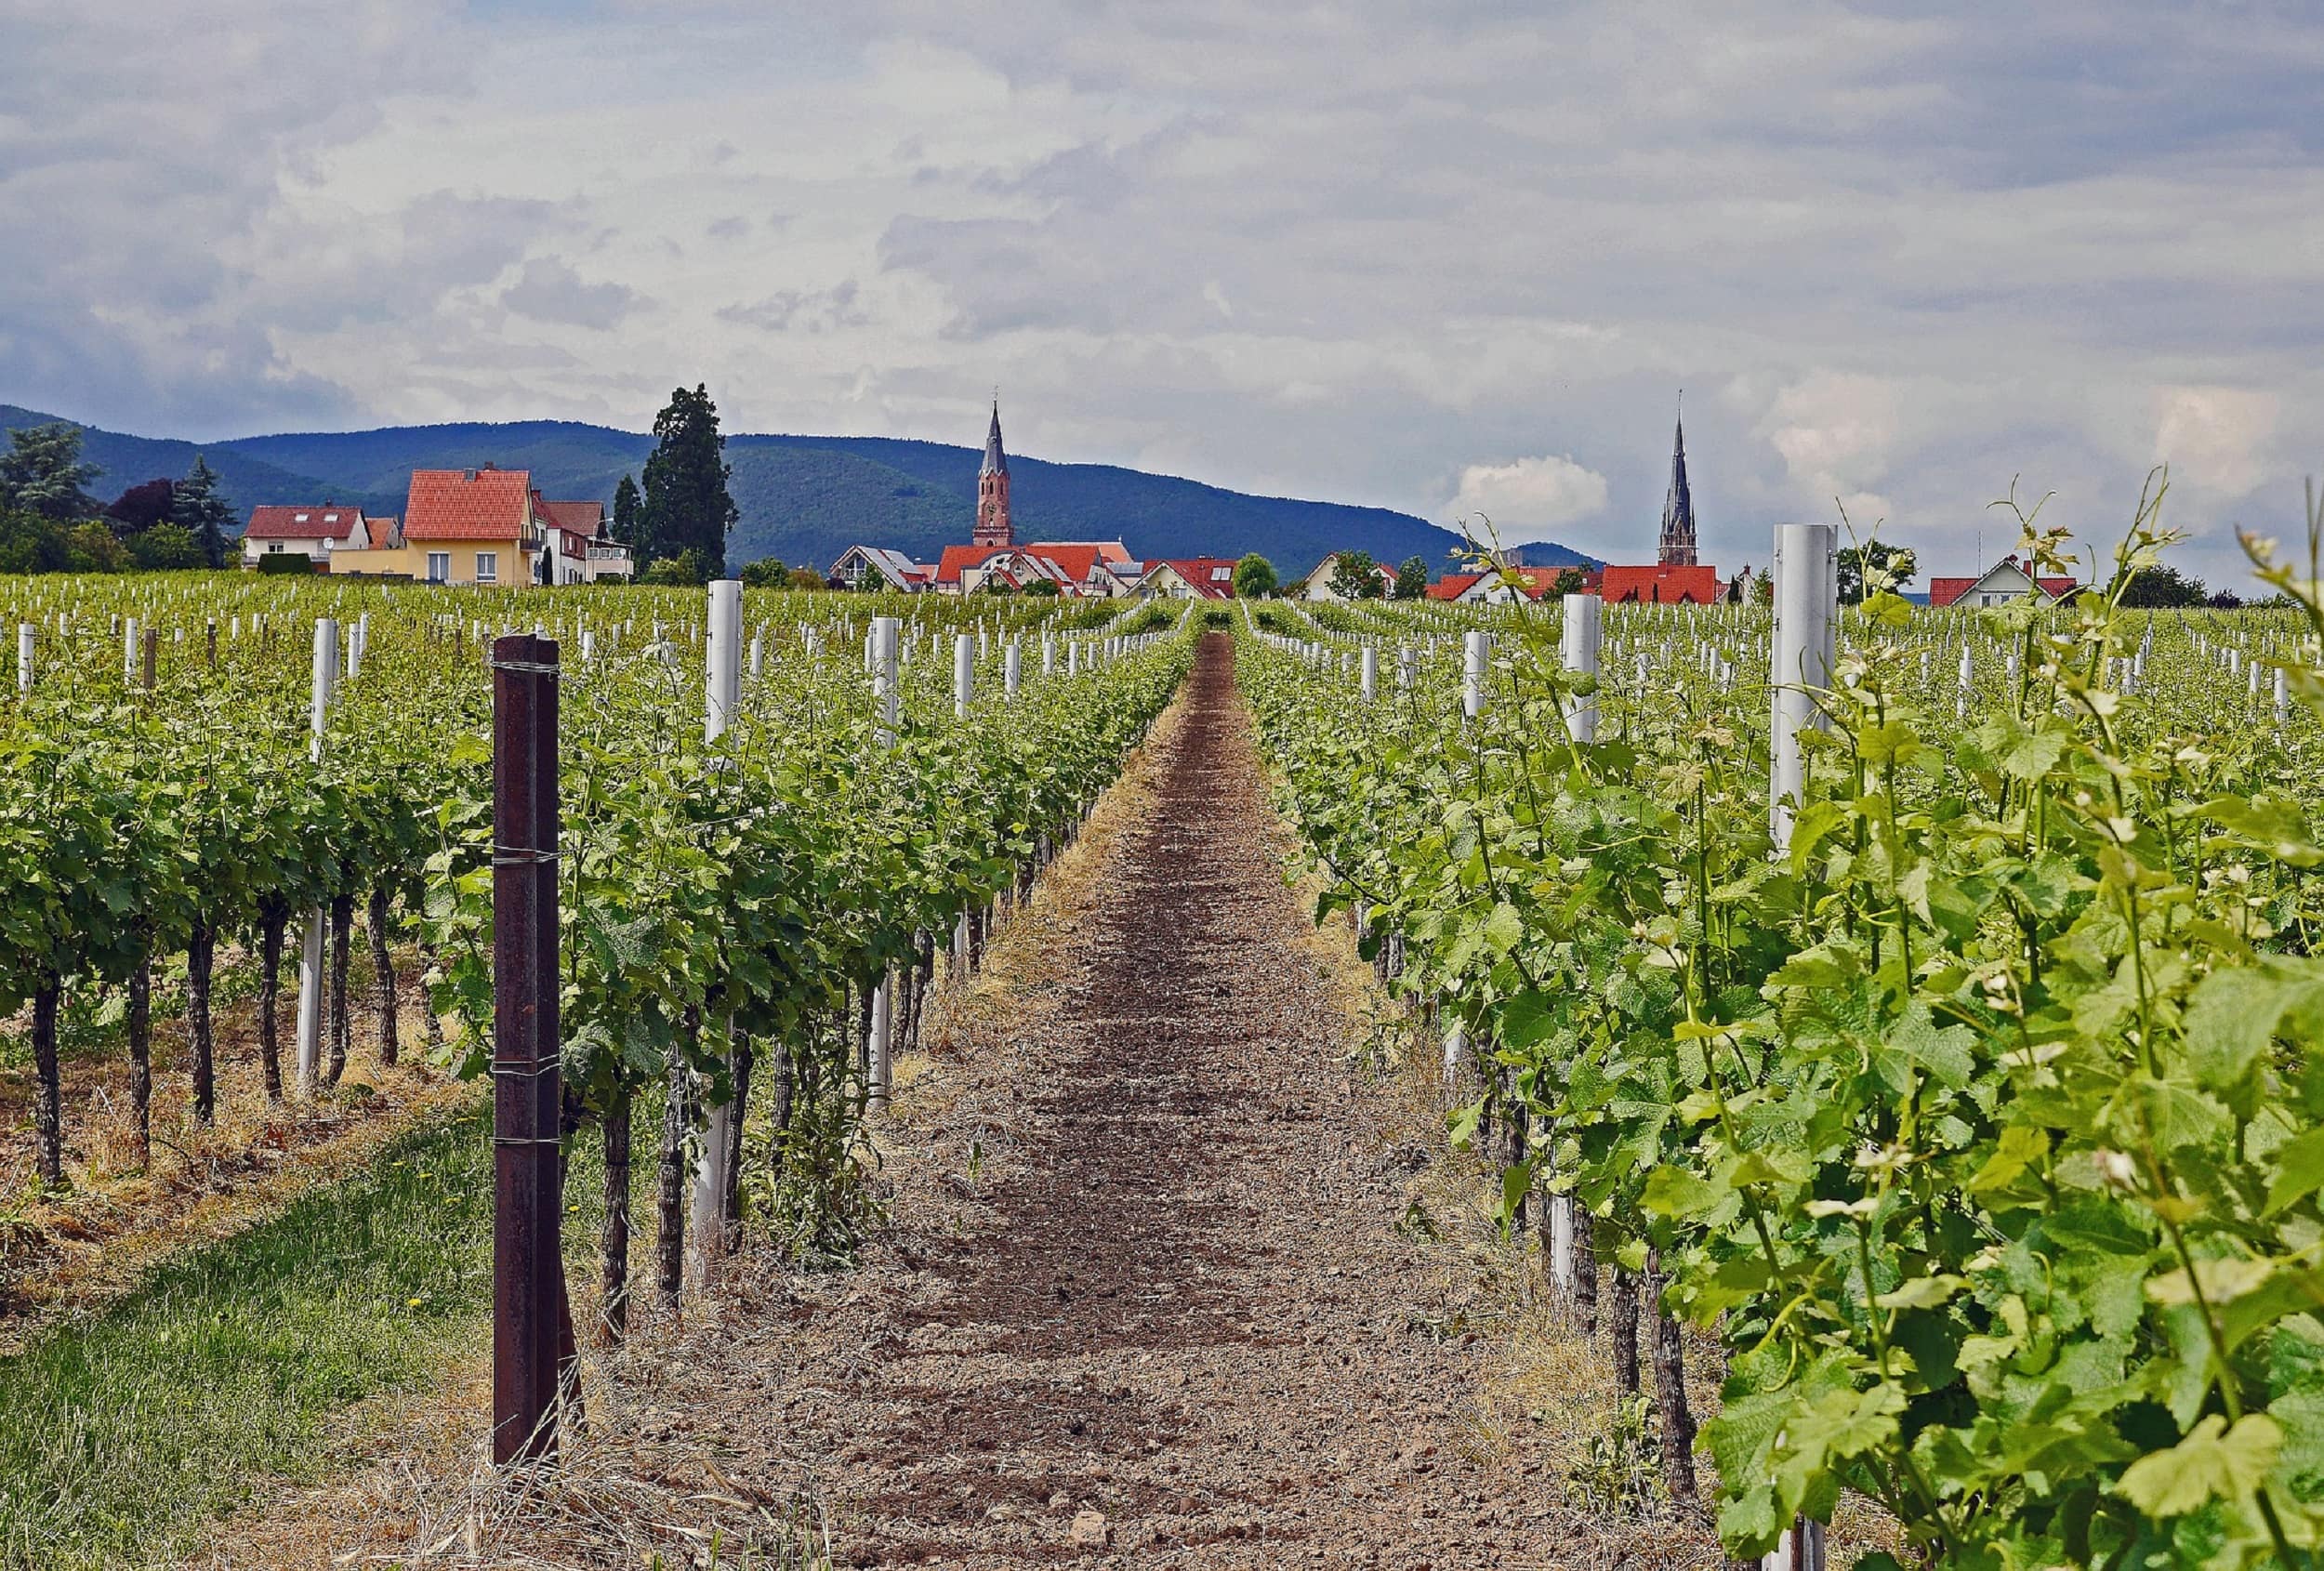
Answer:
1448 455 1610 539
2152 385 2280 497
1763 372 1903 502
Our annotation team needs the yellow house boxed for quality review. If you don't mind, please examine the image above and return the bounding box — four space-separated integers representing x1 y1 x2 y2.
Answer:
330 466 547 585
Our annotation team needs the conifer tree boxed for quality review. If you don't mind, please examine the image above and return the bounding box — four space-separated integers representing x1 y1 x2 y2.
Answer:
612 473 642 546
639 386 737 579
169 454 235 569
0 423 99 521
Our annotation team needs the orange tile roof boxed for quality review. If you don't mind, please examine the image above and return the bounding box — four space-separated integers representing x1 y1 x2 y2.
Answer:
403 468 535 541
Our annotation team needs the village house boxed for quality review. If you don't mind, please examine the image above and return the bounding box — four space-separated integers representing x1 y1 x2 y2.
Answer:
535 498 636 584
1927 555 2078 608
831 545 934 591
1295 552 1398 601
319 466 623 585
239 504 378 569
1425 564 1590 604
1138 558 1239 600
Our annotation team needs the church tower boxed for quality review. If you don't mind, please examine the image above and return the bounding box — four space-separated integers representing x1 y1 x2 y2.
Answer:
973 398 1012 549
1657 405 1697 567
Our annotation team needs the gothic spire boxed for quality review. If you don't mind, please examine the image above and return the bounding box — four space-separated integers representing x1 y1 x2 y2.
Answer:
1657 401 1697 567
981 396 1008 478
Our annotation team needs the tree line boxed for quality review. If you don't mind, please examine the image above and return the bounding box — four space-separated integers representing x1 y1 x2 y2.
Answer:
0 423 233 574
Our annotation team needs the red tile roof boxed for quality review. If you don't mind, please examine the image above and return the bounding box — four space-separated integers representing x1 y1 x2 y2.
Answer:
537 498 605 537
403 468 535 541
1426 573 1483 601
1160 558 1240 598
935 541 1131 589
1930 561 2081 608
1598 563 1723 604
244 504 364 541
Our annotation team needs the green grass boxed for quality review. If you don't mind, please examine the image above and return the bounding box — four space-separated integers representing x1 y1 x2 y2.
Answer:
0 1110 495 1568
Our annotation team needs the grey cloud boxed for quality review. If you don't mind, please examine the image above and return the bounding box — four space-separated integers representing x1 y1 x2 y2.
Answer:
716 281 869 334
502 257 641 329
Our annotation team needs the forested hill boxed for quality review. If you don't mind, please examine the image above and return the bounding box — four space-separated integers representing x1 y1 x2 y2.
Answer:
2 406 1597 575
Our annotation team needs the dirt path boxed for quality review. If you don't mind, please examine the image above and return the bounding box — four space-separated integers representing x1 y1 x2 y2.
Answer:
777 631 1580 1568
238 631 1713 1571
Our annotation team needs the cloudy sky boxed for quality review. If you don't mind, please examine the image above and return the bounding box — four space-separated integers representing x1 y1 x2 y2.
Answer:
4 1 2319 584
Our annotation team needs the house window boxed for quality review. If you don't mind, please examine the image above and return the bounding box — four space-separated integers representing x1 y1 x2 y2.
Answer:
475 551 498 583
268 540 284 553
426 551 450 583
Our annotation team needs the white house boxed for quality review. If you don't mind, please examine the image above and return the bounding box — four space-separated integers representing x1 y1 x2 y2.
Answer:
832 545 933 591
241 504 375 567
1298 552 1397 601
1929 556 2080 609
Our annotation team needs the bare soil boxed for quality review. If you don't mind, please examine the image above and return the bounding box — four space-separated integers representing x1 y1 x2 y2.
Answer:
219 632 1723 1570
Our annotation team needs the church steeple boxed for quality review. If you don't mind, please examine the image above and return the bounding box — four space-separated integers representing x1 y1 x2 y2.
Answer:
973 396 1012 548
1657 399 1697 567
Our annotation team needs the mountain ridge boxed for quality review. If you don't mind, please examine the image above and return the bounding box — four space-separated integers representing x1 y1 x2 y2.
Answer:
0 405 1600 577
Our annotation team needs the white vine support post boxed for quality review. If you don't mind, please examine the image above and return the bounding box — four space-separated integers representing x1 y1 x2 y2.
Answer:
1763 524 1834 1571
955 632 974 719
1545 591 1604 1298
16 623 31 694
1004 640 1022 700
1769 523 1837 852
295 617 341 1096
1360 645 1378 702
1559 592 1602 748
868 615 902 1110
690 579 745 1292
123 616 139 685
1042 633 1056 676
1462 630 1488 720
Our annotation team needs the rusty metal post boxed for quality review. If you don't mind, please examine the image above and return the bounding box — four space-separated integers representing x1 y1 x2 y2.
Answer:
492 632 564 1466
141 627 157 692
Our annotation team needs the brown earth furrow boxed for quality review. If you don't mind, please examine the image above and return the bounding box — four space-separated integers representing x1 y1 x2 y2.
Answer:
785 633 1597 1568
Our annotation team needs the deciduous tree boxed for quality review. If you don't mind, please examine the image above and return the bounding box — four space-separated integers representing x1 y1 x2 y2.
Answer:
1836 539 1917 604
1327 549 1383 600
1393 556 1428 600
1232 553 1277 599
107 478 176 535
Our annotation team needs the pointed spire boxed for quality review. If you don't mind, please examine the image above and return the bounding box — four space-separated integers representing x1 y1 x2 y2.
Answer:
1657 392 1697 567
981 395 1008 478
